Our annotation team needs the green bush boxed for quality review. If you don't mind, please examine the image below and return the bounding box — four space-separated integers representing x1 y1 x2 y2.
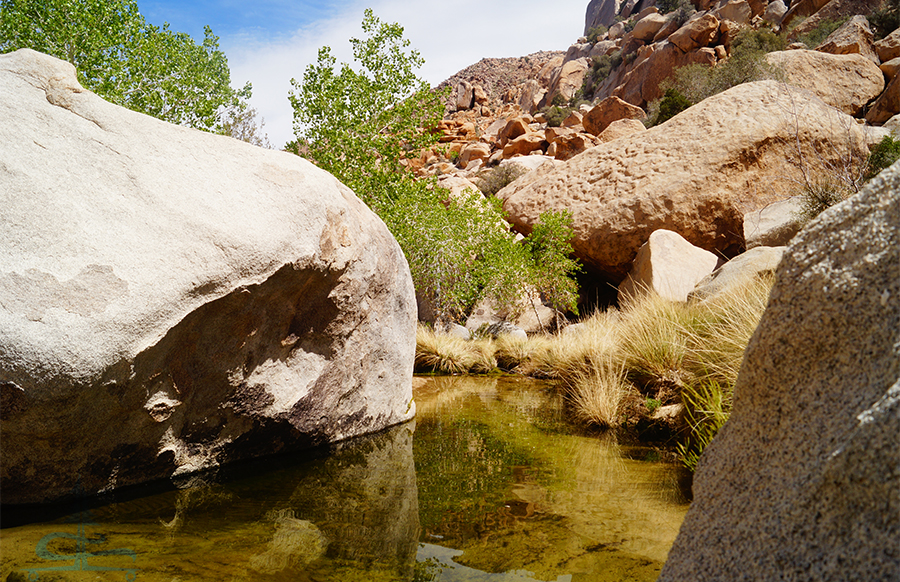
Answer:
795 17 849 48
865 136 900 180
586 25 608 43
655 89 693 125
544 105 573 127
663 29 783 105
869 0 900 39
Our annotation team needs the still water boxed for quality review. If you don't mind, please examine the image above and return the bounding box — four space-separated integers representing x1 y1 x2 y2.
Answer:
1 376 689 582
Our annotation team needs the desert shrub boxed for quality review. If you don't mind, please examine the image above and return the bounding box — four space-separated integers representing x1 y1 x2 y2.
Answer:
544 105 573 127
865 136 900 180
663 29 783 105
869 0 900 39
586 25 608 43
580 51 624 98
654 88 693 125
796 178 854 223
567 358 630 428
795 17 849 48
415 325 496 374
551 92 568 107
657 0 693 15
476 164 527 196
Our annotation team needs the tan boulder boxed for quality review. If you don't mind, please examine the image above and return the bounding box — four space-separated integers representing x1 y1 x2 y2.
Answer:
473 85 489 105
583 96 647 135
763 0 788 23
458 142 492 167
618 229 719 302
502 133 547 158
498 117 530 146
549 133 598 161
538 56 564 86
815 15 878 63
590 39 619 58
499 81 869 281
456 80 474 110
652 16 683 42
544 126 576 142
562 110 585 127
689 245 785 300
596 118 647 143
765 50 884 116
715 0 753 24
875 28 900 62
780 0 832 28
633 13 670 41
518 79 546 114
547 59 589 104
866 74 900 125
881 56 900 80
743 197 804 249
669 14 720 52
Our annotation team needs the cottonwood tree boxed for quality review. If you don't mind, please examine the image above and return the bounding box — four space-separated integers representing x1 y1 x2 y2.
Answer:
289 10 580 323
0 0 252 134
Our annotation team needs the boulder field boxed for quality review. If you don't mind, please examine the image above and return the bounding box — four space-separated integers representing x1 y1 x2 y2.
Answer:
659 160 899 581
0 50 417 505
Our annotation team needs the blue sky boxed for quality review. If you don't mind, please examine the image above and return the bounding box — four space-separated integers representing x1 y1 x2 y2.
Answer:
140 1 588 147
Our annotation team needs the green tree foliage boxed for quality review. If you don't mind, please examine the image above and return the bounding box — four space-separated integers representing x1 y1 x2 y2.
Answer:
653 88 693 125
524 210 581 315
289 10 581 323
0 0 248 133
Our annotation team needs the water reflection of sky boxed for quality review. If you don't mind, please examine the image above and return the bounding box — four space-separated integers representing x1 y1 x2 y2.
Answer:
417 543 573 582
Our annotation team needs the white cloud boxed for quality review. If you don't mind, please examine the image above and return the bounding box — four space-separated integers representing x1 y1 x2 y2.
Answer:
224 0 587 148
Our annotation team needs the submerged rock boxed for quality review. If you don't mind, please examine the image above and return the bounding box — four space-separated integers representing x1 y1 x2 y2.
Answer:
0 50 416 505
660 161 900 581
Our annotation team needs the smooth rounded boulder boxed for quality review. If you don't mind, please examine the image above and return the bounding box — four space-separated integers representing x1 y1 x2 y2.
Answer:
499 81 870 282
0 50 417 505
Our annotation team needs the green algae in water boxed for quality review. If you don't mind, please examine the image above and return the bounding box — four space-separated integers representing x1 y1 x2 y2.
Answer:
1 377 688 581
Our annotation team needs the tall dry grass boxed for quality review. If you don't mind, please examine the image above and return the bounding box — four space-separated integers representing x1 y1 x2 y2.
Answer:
414 274 774 460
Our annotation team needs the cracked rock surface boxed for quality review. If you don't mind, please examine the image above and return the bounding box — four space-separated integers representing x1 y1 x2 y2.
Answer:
0 49 416 505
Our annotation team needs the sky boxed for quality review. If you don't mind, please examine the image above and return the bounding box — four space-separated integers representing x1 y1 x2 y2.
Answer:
139 0 589 148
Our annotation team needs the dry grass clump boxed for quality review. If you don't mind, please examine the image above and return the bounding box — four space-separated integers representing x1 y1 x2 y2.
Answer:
413 275 775 463
414 325 495 374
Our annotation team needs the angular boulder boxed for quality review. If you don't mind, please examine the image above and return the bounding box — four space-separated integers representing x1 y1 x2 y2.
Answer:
866 74 900 125
0 50 417 505
765 50 884 116
815 14 878 64
875 28 900 63
659 161 899 582
596 118 647 143
669 14 720 53
499 81 869 282
583 95 647 136
743 196 804 249
618 230 720 302
689 245 785 300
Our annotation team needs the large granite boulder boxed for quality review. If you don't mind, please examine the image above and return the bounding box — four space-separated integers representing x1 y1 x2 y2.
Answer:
764 50 884 116
660 161 900 581
0 50 417 505
499 81 869 282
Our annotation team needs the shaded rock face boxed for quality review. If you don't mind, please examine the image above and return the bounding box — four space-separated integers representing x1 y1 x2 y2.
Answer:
0 50 417 505
659 161 900 582
499 81 869 282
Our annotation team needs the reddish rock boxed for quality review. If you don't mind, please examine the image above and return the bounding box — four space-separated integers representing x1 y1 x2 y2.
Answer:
669 14 720 52
583 96 647 135
502 133 547 158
